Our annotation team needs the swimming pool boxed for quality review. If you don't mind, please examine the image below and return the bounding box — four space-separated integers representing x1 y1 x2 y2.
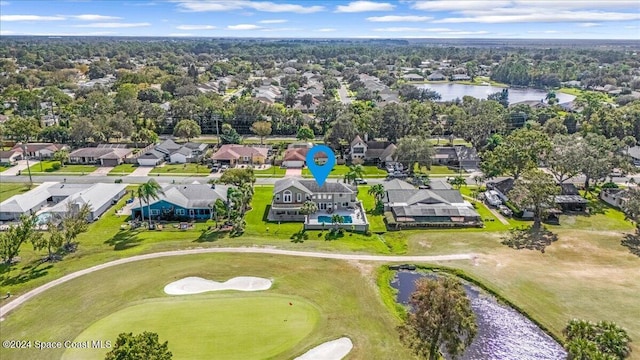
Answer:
36 212 52 225
317 215 353 224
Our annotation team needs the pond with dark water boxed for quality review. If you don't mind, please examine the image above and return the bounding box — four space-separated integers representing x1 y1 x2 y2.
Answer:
391 271 567 360
416 83 575 104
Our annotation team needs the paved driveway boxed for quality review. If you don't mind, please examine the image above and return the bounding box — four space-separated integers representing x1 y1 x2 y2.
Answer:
87 166 114 176
285 168 302 177
1 160 39 176
129 166 154 176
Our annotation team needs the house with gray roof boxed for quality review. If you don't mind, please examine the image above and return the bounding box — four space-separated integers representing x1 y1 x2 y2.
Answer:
137 149 165 166
69 146 133 166
131 183 228 221
383 180 481 229
268 178 369 231
350 135 397 165
155 139 208 164
0 182 126 222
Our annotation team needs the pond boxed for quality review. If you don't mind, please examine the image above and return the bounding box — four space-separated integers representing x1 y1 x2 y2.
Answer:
415 83 576 104
391 271 566 360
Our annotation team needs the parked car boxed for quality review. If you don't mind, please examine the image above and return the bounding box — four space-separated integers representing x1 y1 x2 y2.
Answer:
220 164 229 172
484 190 502 207
498 205 513 217
354 178 367 185
610 168 624 177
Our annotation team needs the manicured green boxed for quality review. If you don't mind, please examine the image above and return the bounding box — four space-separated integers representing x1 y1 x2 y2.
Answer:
0 183 32 202
0 165 10 173
108 163 138 175
26 160 97 174
1 254 414 360
414 164 458 175
150 163 208 175
63 295 319 360
302 165 388 178
359 185 387 233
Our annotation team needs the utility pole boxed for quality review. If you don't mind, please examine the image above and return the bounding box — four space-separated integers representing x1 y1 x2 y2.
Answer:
22 143 33 187
213 113 221 146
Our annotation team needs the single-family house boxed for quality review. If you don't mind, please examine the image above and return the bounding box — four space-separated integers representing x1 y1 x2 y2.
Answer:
451 74 471 81
402 73 424 82
0 149 22 165
600 188 629 209
211 145 269 166
427 72 446 81
11 143 69 159
554 183 588 212
131 183 228 221
349 135 396 165
431 146 480 171
268 178 369 231
137 149 165 166
626 146 640 167
0 182 125 222
69 145 133 166
152 139 209 164
383 179 482 229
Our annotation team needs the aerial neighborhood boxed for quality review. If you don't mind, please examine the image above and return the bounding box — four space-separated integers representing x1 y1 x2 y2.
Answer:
0 16 639 360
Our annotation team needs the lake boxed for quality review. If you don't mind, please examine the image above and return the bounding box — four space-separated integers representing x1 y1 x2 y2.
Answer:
391 271 566 360
416 83 576 104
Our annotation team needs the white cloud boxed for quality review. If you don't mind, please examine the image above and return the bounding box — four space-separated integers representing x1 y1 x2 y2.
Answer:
578 22 601 27
227 24 262 30
71 14 122 21
412 1 511 11
168 33 194 36
317 28 337 32
176 24 217 30
0 1 10 6
0 30 15 35
335 1 395 13
175 1 324 14
73 22 151 28
528 30 559 34
367 15 432 22
434 11 640 23
259 19 287 24
0 15 66 21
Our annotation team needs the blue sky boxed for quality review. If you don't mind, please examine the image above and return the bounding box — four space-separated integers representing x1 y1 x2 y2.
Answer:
1 0 639 39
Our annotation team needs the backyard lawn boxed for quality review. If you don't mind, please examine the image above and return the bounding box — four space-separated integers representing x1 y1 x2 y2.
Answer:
26 160 97 174
108 163 138 175
414 164 458 175
150 163 209 175
0 165 10 173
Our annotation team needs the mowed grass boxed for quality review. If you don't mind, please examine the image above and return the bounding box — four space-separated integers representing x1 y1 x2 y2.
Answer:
0 165 10 172
26 160 97 174
302 165 388 178
63 295 319 360
252 165 286 177
107 163 137 175
0 183 32 202
150 163 208 175
0 254 415 360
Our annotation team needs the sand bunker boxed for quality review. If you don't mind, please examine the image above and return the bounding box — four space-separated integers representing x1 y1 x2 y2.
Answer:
164 276 272 295
294 337 353 360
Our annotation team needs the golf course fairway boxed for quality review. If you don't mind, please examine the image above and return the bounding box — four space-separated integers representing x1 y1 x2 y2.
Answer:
62 295 320 360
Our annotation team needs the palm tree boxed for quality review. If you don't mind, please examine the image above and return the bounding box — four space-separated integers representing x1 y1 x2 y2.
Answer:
345 164 365 185
239 183 254 212
211 199 227 227
137 179 164 229
226 187 243 220
330 214 344 230
299 201 318 230
368 184 386 206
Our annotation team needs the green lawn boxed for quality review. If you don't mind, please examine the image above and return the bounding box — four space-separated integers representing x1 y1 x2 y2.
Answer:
0 165 10 173
150 163 209 175
253 165 287 177
359 185 387 233
26 161 97 174
108 163 138 175
302 165 388 178
414 164 458 175
1 254 414 360
63 295 319 360
0 183 32 202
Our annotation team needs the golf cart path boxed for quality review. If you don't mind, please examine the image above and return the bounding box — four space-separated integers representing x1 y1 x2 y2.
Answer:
0 247 475 319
